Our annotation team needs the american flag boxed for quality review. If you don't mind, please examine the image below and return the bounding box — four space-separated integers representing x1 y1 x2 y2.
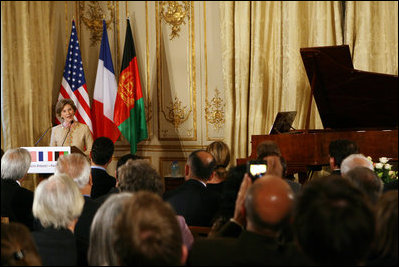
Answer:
57 20 93 133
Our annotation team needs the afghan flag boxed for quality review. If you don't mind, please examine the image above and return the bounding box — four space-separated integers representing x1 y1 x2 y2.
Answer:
114 19 148 154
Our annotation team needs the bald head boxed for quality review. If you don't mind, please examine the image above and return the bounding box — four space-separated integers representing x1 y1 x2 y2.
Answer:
187 150 216 181
245 175 294 235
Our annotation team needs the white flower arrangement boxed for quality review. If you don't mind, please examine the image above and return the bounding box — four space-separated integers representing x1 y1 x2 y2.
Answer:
367 156 398 184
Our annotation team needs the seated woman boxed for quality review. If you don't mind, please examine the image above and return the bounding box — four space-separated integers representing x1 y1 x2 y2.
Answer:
1 222 42 266
31 173 84 266
50 98 93 156
206 141 231 194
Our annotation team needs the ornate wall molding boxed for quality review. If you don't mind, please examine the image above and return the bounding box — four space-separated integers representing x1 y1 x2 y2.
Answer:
79 1 115 46
205 88 225 129
166 97 191 128
159 1 191 40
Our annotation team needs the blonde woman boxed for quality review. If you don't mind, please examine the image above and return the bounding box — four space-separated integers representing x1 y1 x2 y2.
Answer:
206 141 231 192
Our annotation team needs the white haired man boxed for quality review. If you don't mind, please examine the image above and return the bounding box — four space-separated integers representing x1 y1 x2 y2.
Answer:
1 148 34 230
55 153 101 265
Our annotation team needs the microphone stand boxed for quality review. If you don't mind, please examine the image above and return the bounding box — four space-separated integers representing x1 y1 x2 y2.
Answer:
34 126 52 146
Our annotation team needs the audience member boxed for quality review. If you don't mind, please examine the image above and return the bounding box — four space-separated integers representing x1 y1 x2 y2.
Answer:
344 166 383 204
340 153 374 176
118 159 165 195
93 153 143 204
256 140 281 159
117 159 194 250
213 155 287 238
293 175 375 265
115 153 142 179
188 175 307 266
206 141 231 194
55 153 101 265
367 190 398 266
32 173 84 266
328 139 359 175
90 137 116 199
208 164 247 237
261 153 302 194
114 191 188 265
1 222 42 266
163 150 219 226
1 148 35 230
88 192 133 266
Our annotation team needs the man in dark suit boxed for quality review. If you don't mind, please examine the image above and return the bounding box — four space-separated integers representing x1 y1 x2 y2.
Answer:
328 139 359 175
90 137 116 199
163 150 218 226
56 153 101 266
1 148 35 230
188 175 309 266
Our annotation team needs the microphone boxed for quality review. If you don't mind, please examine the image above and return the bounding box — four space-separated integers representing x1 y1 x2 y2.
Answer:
61 120 74 146
34 125 53 146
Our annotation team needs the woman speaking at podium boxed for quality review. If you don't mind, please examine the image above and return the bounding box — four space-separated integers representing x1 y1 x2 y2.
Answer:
49 99 93 156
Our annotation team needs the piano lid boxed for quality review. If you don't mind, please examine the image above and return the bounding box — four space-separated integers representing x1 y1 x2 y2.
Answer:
300 45 398 130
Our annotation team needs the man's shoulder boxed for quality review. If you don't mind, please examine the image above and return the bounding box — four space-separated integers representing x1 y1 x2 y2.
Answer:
164 179 205 197
1 180 33 195
91 168 115 178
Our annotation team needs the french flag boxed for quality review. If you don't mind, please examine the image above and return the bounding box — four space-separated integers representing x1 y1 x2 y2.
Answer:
91 20 121 142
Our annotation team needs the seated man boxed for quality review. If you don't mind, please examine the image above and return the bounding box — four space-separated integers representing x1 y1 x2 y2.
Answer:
55 153 101 265
188 175 308 266
90 137 116 199
163 150 219 227
1 148 34 230
328 139 359 175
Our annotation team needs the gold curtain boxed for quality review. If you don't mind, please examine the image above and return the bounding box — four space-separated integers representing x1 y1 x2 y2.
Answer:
345 1 398 75
221 1 343 162
1 1 55 150
1 1 57 191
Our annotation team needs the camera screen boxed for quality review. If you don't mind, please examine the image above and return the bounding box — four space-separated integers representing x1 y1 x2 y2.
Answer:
250 164 267 177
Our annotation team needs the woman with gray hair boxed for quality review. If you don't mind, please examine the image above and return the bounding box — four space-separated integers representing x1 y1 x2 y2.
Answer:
340 153 374 176
1 148 34 230
32 173 84 266
88 192 133 266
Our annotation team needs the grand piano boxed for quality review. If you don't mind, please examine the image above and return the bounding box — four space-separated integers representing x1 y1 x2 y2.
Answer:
239 45 398 184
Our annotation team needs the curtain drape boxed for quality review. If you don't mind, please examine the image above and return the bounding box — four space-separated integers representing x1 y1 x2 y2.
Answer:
1 1 56 190
1 1 55 150
345 1 398 75
221 1 344 162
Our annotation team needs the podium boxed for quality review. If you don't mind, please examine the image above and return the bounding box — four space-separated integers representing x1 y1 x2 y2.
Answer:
21 146 84 174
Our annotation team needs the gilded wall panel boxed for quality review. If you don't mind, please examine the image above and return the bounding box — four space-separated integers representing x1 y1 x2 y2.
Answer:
59 1 225 176
156 1 197 141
